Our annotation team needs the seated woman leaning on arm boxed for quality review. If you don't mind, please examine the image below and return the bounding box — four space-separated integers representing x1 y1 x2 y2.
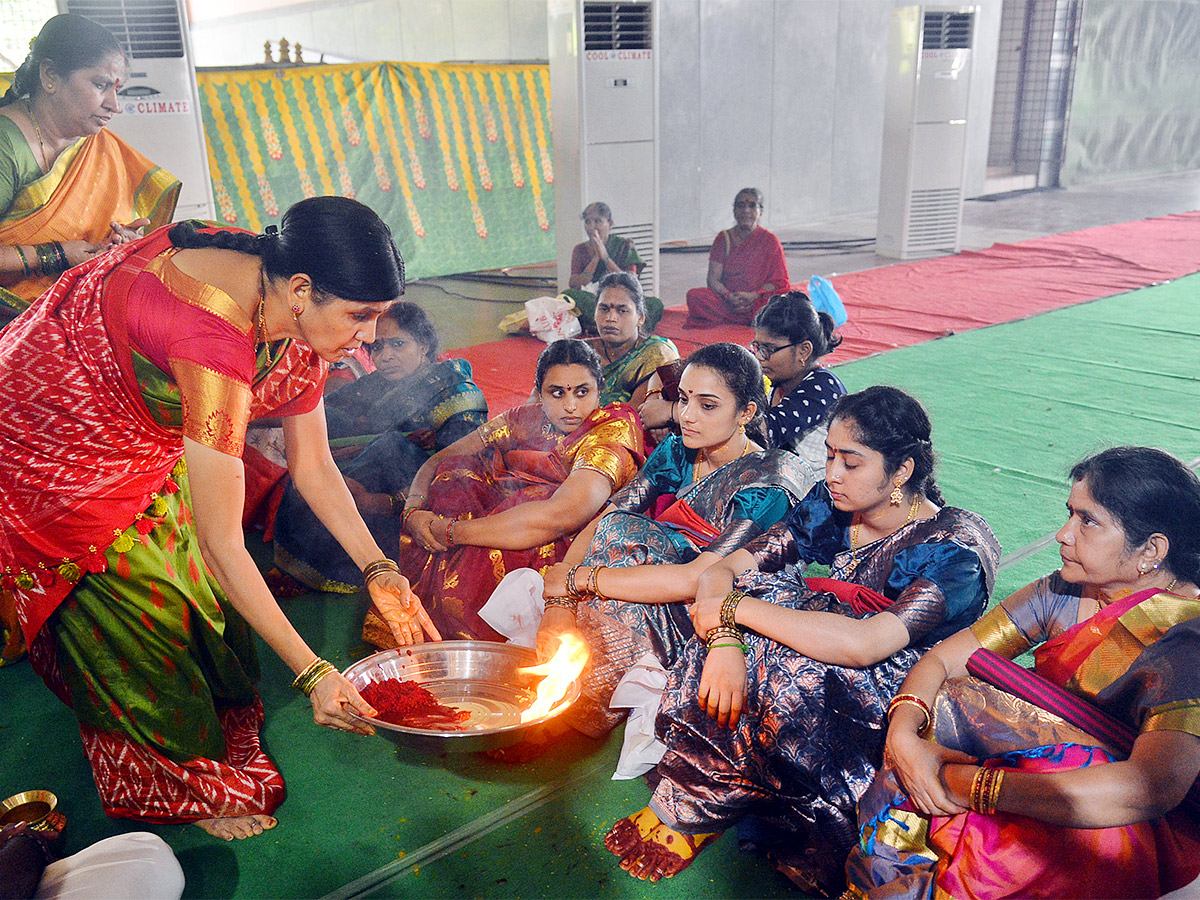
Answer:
606 385 1000 893
846 445 1200 900
536 343 817 739
362 338 645 645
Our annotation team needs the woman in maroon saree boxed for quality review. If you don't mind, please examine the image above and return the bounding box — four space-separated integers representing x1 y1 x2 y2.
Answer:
365 339 644 645
685 188 791 327
847 446 1200 899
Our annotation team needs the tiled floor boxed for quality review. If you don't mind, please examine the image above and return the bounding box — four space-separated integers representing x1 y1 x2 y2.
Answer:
405 168 1200 351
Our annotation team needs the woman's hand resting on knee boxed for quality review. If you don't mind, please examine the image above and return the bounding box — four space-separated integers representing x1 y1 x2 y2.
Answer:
698 647 746 728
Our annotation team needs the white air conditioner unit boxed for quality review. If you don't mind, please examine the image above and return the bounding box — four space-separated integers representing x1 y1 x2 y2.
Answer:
548 0 658 298
876 5 976 260
63 0 214 221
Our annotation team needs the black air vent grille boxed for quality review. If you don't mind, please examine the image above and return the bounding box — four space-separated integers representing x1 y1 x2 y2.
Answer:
923 11 973 50
583 2 652 51
66 0 184 59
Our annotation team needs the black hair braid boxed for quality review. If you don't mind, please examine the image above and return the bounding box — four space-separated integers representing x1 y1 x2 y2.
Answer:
168 221 264 257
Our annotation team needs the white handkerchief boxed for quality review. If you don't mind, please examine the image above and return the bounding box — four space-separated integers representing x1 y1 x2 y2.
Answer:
478 568 545 648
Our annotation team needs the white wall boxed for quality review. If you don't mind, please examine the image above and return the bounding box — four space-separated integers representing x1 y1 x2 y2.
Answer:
189 0 549 66
188 0 1001 242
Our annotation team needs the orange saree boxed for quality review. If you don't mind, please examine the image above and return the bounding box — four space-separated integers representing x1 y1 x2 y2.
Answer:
1 129 180 316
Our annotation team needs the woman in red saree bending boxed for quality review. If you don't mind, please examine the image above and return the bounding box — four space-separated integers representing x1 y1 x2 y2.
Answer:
365 339 645 644
847 446 1200 899
0 197 435 841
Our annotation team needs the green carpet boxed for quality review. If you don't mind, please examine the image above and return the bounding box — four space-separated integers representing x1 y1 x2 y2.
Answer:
2 274 1197 898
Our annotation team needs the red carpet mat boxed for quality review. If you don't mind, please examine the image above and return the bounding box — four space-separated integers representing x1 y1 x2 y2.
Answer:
455 210 1200 413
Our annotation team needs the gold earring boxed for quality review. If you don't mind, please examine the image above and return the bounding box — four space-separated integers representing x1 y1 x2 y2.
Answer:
890 483 904 506
291 304 301 321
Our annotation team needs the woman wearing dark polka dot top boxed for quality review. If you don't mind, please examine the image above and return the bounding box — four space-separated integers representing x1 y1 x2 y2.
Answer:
749 291 845 471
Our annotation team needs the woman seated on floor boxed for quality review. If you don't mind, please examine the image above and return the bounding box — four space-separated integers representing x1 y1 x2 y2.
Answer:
846 445 1200 900
535 343 817 739
269 302 487 592
641 291 845 468
363 338 645 644
563 201 663 334
685 188 791 327
606 385 1000 894
588 272 678 407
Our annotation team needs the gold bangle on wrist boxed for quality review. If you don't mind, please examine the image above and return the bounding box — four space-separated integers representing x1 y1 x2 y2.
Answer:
544 596 579 612
361 557 401 587
565 564 583 600
720 590 746 629
887 693 932 733
705 624 745 652
293 657 337 696
591 565 608 600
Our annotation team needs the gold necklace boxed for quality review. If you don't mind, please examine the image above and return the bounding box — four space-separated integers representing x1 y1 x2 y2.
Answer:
255 271 277 366
26 102 49 172
849 494 922 573
692 431 751 483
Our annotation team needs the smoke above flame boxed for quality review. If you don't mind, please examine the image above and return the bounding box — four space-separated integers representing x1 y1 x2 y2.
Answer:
519 633 588 722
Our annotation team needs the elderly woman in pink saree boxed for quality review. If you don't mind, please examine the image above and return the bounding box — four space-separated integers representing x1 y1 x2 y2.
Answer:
847 446 1200 900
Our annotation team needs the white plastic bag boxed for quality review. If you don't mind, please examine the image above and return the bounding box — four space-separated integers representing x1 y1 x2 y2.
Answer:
525 295 581 343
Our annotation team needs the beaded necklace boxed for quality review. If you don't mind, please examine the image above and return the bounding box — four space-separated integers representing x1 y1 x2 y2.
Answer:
26 102 49 172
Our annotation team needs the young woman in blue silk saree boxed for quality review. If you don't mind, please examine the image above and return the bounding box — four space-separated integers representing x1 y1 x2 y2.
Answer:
604 386 1000 894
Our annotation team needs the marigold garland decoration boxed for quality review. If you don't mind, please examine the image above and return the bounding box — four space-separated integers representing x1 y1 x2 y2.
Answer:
197 61 557 276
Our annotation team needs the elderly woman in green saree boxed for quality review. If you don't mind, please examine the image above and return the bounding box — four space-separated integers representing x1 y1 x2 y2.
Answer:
563 202 663 334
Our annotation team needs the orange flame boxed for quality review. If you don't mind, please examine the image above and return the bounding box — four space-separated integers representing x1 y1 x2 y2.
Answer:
519 634 588 722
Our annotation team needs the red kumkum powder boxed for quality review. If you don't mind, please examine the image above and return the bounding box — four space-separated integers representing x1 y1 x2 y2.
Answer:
360 678 471 729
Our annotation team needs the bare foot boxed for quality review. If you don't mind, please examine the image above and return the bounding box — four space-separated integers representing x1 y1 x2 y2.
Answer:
610 812 720 882
194 814 278 841
604 806 661 857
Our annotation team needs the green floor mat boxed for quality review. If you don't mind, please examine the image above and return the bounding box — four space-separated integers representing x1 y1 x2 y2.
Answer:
2 274 1197 898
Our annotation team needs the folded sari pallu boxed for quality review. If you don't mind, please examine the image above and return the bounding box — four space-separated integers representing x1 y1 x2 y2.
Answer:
966 647 1200 810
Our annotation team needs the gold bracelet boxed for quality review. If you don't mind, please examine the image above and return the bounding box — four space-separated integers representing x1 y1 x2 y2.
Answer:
887 693 932 733
565 564 583 600
720 590 746 629
544 596 579 612
592 564 608 600
986 768 1005 814
705 625 743 648
586 564 600 597
361 558 400 587
292 657 337 695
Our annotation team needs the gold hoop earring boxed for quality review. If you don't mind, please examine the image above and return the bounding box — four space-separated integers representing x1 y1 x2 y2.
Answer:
890 483 904 506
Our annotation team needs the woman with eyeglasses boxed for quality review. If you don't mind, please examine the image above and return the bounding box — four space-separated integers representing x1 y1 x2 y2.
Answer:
267 302 488 593
751 291 846 472
685 188 792 327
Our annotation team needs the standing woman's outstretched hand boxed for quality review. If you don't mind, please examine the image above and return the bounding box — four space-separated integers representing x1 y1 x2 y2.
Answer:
309 670 378 735
368 570 441 645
